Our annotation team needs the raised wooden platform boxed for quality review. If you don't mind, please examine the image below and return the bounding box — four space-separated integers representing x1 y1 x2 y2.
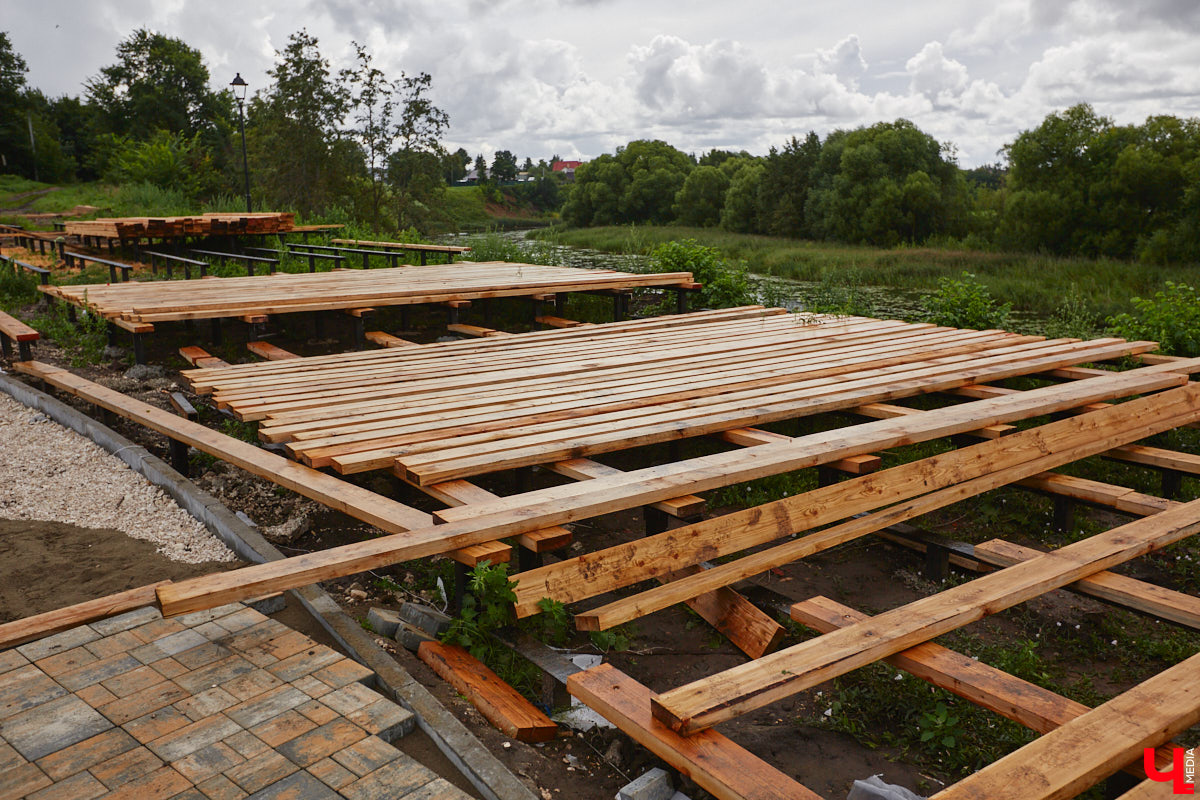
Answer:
64 212 296 242
0 601 468 799
39 261 694 327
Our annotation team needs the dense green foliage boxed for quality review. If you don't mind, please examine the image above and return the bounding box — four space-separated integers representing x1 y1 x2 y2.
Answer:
643 239 755 309
920 272 1013 330
1107 282 1200 357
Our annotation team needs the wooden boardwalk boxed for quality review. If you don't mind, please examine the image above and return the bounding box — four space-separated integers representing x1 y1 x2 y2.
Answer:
0 601 468 799
39 262 694 326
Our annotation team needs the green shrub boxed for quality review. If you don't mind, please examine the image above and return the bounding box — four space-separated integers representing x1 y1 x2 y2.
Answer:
0 264 38 309
1107 281 1200 356
920 271 1012 330
800 268 879 317
33 301 108 366
646 239 755 309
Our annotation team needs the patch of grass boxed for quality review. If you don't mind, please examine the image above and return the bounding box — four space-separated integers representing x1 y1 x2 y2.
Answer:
0 264 39 310
32 301 107 366
533 224 1197 321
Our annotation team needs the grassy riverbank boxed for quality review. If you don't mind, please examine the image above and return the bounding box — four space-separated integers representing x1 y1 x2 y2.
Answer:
533 224 1193 320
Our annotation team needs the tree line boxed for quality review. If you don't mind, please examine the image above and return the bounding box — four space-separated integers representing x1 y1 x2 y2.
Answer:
0 29 562 232
564 109 1200 264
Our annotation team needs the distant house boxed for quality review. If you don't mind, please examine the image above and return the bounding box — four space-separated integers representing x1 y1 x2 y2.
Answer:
552 160 584 181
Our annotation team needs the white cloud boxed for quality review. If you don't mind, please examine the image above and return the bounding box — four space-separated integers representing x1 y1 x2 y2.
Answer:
906 42 968 104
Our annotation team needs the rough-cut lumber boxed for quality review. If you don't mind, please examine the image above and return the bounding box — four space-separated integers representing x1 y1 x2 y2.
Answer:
331 238 470 255
651 495 1200 734
363 330 420 348
144 362 1198 617
665 565 785 659
447 323 509 338
540 458 705 518
0 583 170 648
929 648 1200 799
418 641 556 742
567 664 820 800
64 212 295 240
414 478 572 554
972 539 1200 630
247 341 300 361
790 596 1177 778
179 346 229 368
522 381 1200 620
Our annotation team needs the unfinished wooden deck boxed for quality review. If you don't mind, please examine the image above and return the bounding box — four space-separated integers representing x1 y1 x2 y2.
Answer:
0 600 468 800
38 262 694 327
183 307 1157 484
14 307 1200 799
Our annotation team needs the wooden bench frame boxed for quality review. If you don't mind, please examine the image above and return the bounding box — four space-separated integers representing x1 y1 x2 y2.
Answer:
190 248 280 276
247 245 347 272
143 250 209 279
0 308 38 360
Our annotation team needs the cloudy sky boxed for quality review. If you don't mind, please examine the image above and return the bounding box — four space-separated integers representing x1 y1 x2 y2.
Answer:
6 0 1200 166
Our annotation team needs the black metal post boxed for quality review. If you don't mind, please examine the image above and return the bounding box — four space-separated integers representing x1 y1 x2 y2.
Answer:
236 98 252 213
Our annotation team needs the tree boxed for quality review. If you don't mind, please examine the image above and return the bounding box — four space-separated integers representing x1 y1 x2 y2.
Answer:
250 29 356 216
674 165 730 227
491 149 518 182
388 70 449 231
85 29 227 142
0 32 32 175
342 42 395 231
443 147 470 183
521 156 533 174
562 139 692 226
721 162 765 233
758 133 821 237
473 153 487 181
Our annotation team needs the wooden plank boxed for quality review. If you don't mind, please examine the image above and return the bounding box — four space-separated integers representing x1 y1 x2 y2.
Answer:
364 331 420 348
536 316 586 328
972 539 1200 630
178 346 229 368
567 664 821 800
667 565 785 659
930 649 1200 799
542 458 705 518
417 641 556 742
650 495 1200 735
247 341 300 361
791 596 1178 780
517 381 1200 620
149 363 1199 617
0 583 171 648
447 323 509 338
715 427 882 474
417 478 572 554
447 540 511 567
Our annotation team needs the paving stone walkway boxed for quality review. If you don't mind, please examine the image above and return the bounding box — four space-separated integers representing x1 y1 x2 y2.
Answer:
0 601 471 799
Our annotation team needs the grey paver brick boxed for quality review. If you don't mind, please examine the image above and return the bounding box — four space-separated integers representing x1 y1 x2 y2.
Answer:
0 664 67 720
1 693 114 761
344 699 415 742
87 744 163 789
224 686 310 729
175 642 234 671
176 686 238 722
221 669 284 702
25 767 106 800
330 736 400 777
0 760 53 798
266 646 342 683
224 751 298 794
249 710 316 748
399 777 472 800
172 741 246 784
99 664 163 698
17 626 100 662
145 713 242 763
213 608 269 634
196 772 249 800
306 758 356 790
83 630 143 660
244 768 339 799
174 655 257 695
96 764 190 799
176 603 245 628
192 621 230 642
100 680 187 726
88 606 162 637
34 727 138 781
155 629 212 657
33 646 98 678
338 756 432 800
221 730 270 760
275 719 366 768
129 618 187 645
312 658 374 690
56 653 143 692
315 683 379 717
124 705 192 744
0 649 30 676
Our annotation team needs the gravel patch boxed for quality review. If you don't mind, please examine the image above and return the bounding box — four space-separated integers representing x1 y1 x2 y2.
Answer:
0 392 237 563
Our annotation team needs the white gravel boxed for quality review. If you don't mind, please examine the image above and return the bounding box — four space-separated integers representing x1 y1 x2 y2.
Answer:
0 391 237 563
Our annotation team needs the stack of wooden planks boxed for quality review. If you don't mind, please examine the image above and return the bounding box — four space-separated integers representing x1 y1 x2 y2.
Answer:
40 262 693 327
63 211 296 240
182 308 1160 484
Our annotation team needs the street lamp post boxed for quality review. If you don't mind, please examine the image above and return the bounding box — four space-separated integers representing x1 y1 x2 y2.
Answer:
230 73 252 213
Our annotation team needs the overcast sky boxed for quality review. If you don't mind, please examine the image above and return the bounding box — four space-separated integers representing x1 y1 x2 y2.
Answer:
6 0 1200 167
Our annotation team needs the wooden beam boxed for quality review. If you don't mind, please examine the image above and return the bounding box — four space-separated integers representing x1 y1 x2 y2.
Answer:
541 458 705 518
567 664 821 800
524 382 1200 622
650 495 1200 735
363 331 420 348
972 539 1200 630
715 427 882 474
930 648 1200 799
0 582 171 648
247 341 300 361
416 478 572 554
666 565 785 659
789 596 1177 779
417 642 556 743
447 323 509 338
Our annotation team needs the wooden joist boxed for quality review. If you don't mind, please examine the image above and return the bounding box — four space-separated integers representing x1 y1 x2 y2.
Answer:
0 582 171 648
418 641 556 742
178 346 229 369
247 341 300 361
930 647 1200 799
568 665 820 800
791 596 1178 779
972 539 1200 630
650 494 1200 735
363 331 420 349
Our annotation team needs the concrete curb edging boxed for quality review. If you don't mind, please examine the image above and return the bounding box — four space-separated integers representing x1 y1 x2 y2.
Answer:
0 370 536 800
